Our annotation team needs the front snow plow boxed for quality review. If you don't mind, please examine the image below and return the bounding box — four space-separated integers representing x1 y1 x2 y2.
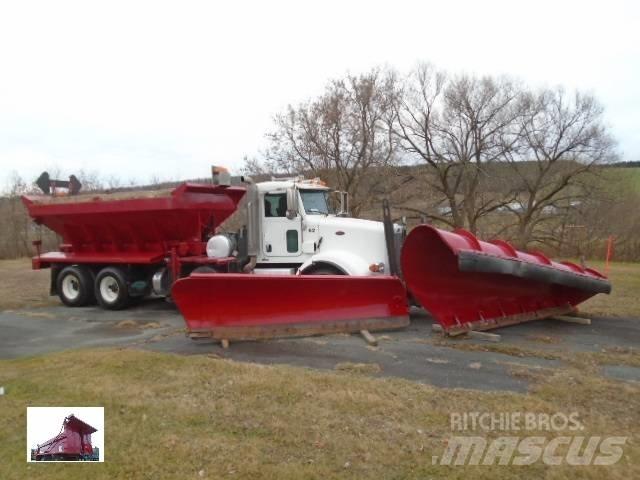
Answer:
401 225 612 335
173 273 409 340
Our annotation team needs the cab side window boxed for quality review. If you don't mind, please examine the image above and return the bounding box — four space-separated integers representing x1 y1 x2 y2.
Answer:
264 193 287 217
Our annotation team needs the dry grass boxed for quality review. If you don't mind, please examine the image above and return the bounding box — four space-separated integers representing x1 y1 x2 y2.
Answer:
439 337 640 371
334 362 382 374
433 340 563 361
580 261 640 318
0 348 638 479
0 258 55 310
575 347 640 369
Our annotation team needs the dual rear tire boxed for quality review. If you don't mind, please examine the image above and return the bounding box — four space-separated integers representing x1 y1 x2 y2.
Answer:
57 266 130 310
56 266 94 307
94 267 130 310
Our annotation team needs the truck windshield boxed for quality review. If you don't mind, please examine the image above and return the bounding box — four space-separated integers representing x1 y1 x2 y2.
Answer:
300 190 333 215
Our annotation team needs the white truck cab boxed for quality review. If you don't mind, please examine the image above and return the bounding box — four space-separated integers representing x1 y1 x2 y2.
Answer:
251 177 400 276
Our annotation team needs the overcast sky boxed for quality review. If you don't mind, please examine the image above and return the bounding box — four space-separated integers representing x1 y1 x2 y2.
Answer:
0 0 638 192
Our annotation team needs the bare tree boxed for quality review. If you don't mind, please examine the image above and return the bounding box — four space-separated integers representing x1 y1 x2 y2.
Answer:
241 155 270 177
239 62 624 260
504 88 616 248
76 169 104 191
254 69 399 217
107 174 124 189
0 173 38 258
392 64 523 233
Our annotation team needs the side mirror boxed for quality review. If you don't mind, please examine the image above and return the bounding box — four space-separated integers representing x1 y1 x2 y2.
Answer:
286 188 298 219
337 191 349 217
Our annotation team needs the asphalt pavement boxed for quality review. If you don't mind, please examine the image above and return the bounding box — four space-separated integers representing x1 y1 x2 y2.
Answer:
1 300 639 392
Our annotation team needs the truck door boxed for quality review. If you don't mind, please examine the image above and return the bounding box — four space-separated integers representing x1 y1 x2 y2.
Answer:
262 191 301 258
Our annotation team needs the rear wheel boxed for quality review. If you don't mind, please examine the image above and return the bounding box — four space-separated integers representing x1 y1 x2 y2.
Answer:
95 267 130 310
56 265 94 307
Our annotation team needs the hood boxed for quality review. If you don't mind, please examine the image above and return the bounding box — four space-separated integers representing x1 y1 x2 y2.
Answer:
312 215 384 234
303 215 390 266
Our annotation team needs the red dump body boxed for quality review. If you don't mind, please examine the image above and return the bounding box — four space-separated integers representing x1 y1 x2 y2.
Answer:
21 183 246 268
36 414 97 461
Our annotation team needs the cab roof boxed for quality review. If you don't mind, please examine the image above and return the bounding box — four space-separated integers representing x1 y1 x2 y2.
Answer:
257 178 330 192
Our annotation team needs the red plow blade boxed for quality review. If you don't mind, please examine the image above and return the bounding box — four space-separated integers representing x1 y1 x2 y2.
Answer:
173 273 409 340
401 225 611 335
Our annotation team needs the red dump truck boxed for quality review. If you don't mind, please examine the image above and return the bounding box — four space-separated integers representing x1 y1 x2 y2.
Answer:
22 170 611 340
33 414 98 461
22 182 246 310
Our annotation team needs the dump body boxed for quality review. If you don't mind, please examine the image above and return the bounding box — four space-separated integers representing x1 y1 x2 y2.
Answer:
35 414 97 461
21 182 247 308
22 183 246 267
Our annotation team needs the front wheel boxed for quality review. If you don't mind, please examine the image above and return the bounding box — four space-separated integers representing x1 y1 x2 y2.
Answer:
301 265 345 275
56 265 94 307
95 267 130 310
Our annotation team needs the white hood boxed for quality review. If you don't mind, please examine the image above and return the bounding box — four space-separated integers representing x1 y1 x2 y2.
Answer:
303 215 389 266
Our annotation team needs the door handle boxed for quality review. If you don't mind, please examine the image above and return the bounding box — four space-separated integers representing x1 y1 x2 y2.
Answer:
266 244 272 252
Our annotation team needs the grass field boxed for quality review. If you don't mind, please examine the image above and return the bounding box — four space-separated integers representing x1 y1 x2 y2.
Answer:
0 258 55 310
580 260 640 318
617 167 640 189
630 168 640 189
601 166 640 192
0 349 639 479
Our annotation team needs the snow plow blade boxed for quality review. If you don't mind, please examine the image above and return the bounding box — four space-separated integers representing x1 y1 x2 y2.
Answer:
401 225 611 335
173 273 409 340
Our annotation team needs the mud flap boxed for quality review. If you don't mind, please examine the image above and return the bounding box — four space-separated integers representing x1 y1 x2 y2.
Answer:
172 273 409 340
401 225 612 335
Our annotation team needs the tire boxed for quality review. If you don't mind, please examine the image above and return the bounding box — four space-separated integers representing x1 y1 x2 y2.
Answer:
56 265 94 307
190 266 217 275
302 264 345 275
95 266 130 310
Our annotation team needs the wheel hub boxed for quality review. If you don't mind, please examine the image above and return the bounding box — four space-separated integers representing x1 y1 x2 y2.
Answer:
99 276 120 303
61 275 80 300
